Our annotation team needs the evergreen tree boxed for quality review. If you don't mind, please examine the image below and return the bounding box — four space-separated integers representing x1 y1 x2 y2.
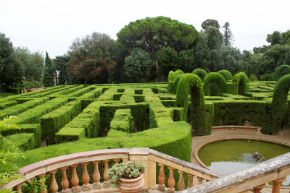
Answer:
223 22 233 46
43 52 55 87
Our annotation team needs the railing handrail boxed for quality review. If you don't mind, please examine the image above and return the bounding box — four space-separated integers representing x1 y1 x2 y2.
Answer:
4 148 219 190
178 152 290 193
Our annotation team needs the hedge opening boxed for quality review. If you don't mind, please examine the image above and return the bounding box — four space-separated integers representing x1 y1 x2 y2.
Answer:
192 68 207 81
233 72 249 95
218 70 233 81
203 72 226 96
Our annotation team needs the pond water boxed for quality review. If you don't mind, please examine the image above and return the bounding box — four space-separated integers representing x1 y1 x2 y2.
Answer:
198 139 290 185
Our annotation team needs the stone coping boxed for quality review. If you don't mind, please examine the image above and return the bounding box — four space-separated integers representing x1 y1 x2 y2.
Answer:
193 126 290 171
178 152 290 193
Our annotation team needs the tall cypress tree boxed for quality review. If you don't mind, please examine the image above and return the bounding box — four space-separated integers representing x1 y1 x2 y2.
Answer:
43 52 55 87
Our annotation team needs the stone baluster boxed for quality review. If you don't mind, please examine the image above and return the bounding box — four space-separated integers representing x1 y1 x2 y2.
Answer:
168 167 175 193
177 170 185 190
113 159 120 164
38 174 48 193
103 160 111 188
81 162 91 191
188 174 194 188
16 183 23 193
92 161 101 189
272 178 285 193
60 167 69 193
71 164 81 192
197 177 203 185
253 187 262 193
158 163 165 191
50 169 58 193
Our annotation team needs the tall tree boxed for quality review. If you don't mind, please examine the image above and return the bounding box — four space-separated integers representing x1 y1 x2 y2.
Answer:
14 47 44 82
201 19 220 31
0 33 23 89
43 52 55 87
222 22 233 46
67 32 117 84
266 31 281 45
117 16 199 81
124 48 154 82
193 32 211 70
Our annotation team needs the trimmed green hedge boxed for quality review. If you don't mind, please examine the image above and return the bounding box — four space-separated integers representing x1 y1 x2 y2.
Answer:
273 65 290 81
41 100 82 143
0 98 49 120
6 133 35 150
192 68 207 81
218 70 233 81
176 73 208 136
271 75 290 134
233 72 249 95
168 70 184 93
203 72 226 96
109 109 134 133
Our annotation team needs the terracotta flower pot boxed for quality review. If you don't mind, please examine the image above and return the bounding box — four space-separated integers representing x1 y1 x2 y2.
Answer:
119 174 145 193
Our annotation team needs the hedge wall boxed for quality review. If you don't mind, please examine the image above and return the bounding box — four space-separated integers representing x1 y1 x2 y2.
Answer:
233 72 249 95
273 65 290 81
271 75 290 134
203 72 226 96
192 68 207 81
218 70 233 81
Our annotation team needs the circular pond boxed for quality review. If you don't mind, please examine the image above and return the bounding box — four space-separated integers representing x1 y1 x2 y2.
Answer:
198 139 290 185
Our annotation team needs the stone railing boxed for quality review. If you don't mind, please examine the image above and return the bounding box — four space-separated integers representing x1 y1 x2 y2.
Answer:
179 152 290 193
3 148 219 193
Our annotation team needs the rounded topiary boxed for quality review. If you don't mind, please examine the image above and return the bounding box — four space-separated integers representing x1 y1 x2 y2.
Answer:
167 70 184 93
192 68 207 81
273 65 290 81
176 73 208 136
218 70 233 81
203 72 226 96
168 71 174 82
271 74 290 134
233 72 249 95
172 74 183 94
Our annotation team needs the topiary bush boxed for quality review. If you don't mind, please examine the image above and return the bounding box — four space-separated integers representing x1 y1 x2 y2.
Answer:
218 70 233 81
233 72 249 95
203 72 226 96
167 70 184 93
273 65 290 81
176 73 208 136
192 68 207 81
271 74 290 134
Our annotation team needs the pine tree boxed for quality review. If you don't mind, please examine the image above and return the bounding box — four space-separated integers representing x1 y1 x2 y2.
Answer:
43 52 55 87
223 22 233 47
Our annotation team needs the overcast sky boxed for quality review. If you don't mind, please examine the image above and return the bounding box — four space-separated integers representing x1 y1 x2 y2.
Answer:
1 0 289 58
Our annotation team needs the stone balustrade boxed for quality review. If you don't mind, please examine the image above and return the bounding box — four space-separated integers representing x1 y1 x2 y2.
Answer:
3 148 219 193
178 152 290 193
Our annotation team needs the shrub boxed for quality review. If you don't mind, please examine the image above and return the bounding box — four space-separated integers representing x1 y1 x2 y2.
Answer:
192 68 207 81
249 74 258 81
260 73 273 81
233 72 249 95
273 65 290 81
218 70 233 81
271 74 290 134
176 73 208 135
203 72 226 96
167 70 184 93
23 80 44 89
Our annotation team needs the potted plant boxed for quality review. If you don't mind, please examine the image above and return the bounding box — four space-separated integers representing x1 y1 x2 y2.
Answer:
107 161 145 193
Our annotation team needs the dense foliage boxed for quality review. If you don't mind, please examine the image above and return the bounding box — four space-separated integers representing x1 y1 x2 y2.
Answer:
203 72 226 96
192 68 207 81
233 72 249 95
218 70 233 81
176 73 207 135
271 75 290 134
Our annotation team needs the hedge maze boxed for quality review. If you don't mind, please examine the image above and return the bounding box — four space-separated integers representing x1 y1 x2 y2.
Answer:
1 72 290 167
